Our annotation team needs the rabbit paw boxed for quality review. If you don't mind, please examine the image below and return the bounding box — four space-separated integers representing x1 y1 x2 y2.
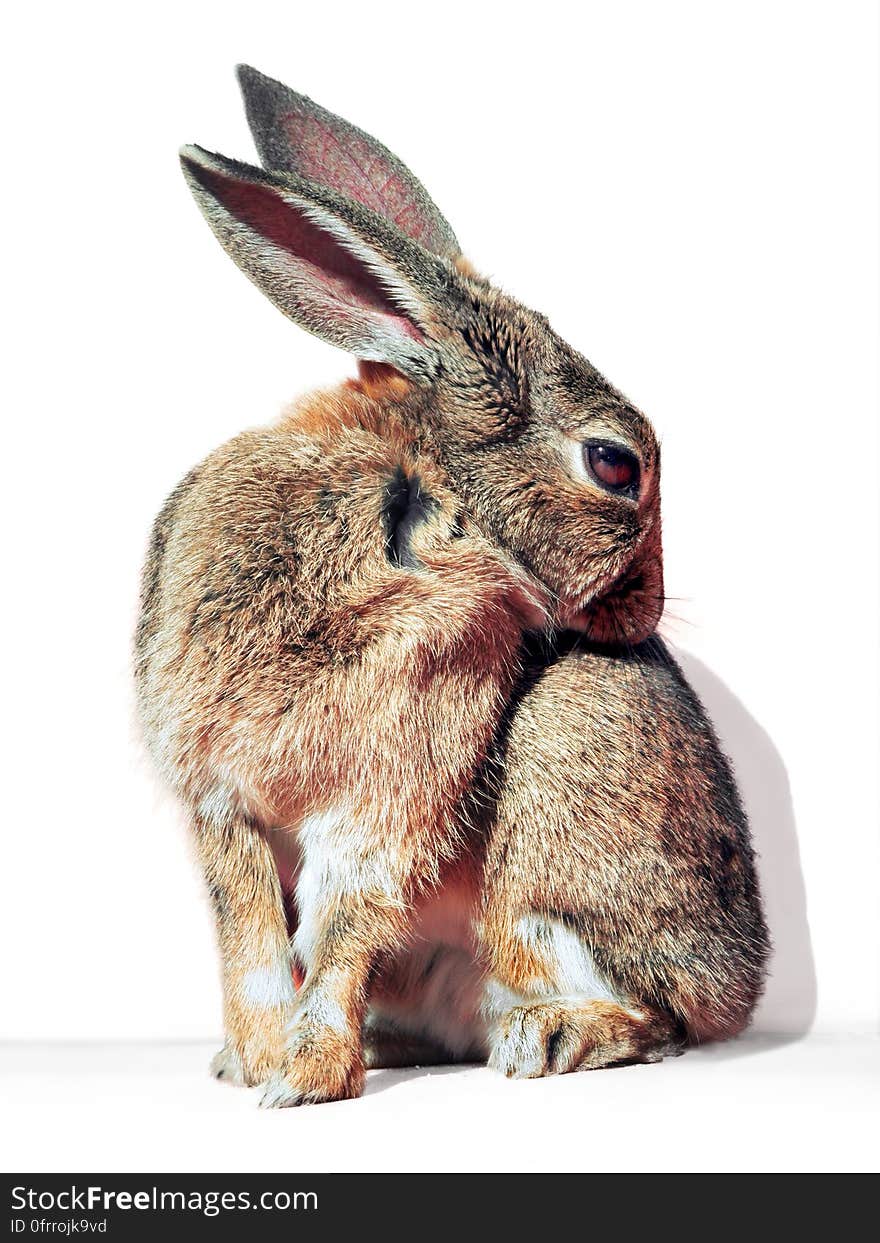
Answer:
259 1026 365 1108
210 1044 250 1086
211 1019 290 1088
490 998 681 1079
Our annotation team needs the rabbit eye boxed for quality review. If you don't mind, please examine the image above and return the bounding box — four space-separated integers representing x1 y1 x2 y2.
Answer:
584 442 640 498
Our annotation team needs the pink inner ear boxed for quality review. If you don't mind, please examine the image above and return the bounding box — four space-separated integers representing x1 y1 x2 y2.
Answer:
284 112 444 253
197 166 422 341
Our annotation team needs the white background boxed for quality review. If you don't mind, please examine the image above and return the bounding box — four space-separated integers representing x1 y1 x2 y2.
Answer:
2 0 877 1170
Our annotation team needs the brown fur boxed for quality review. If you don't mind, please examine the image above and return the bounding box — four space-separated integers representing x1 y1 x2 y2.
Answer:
491 999 682 1078
475 635 768 1059
135 68 768 1105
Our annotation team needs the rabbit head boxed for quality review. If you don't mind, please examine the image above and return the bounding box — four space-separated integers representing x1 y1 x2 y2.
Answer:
179 66 664 643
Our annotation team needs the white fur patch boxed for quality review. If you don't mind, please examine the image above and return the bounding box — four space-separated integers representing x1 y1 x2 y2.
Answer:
241 965 296 1009
482 979 530 1021
482 917 626 1021
517 916 622 1001
196 781 239 828
292 989 349 1036
293 806 401 969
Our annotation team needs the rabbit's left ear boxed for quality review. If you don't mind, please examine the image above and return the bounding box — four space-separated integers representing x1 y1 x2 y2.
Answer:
236 64 461 262
179 145 452 380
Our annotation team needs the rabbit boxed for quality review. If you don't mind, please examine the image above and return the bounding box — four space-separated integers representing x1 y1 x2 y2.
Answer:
135 65 767 1105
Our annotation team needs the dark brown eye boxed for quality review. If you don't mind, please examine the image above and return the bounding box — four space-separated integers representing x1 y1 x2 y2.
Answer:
585 442 640 498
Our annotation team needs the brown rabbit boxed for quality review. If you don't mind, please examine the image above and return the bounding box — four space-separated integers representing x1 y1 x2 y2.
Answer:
135 66 767 1105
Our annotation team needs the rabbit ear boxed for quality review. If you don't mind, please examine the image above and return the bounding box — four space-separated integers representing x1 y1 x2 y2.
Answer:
236 64 460 262
180 144 444 379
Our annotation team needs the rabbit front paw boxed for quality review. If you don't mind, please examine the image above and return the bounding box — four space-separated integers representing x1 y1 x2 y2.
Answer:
259 1024 365 1108
210 1036 285 1087
211 1008 293 1087
210 1044 250 1085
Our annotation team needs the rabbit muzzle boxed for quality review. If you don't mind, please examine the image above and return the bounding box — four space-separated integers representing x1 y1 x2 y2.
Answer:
573 548 665 645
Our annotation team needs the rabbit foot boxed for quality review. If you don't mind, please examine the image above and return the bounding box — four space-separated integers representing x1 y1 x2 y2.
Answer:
490 997 682 1079
259 1027 365 1108
211 1016 291 1087
210 1044 250 1085
210 1039 283 1088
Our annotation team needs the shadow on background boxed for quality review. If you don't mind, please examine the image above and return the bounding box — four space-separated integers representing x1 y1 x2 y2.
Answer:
675 650 817 1045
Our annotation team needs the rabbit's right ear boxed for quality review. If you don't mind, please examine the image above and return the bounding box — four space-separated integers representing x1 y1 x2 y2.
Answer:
236 65 460 262
180 145 447 380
